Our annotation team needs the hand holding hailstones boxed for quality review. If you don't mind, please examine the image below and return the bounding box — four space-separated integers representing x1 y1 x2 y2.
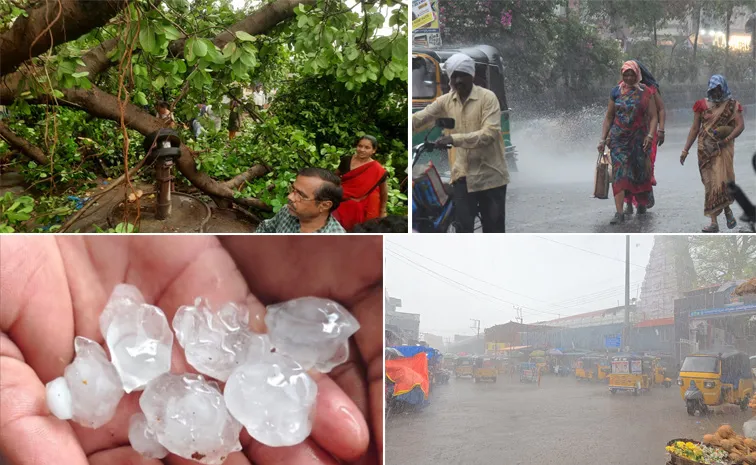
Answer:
45 284 360 464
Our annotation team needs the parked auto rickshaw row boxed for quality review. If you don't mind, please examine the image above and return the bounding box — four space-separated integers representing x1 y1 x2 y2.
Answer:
452 355 498 383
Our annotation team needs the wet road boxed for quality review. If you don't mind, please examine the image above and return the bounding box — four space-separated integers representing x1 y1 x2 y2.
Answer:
508 121 756 233
385 373 752 465
414 108 755 233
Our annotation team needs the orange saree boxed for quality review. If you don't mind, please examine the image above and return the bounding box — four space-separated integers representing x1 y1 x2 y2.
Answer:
333 159 387 231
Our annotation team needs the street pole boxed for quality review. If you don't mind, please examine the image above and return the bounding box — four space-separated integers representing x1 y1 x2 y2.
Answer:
624 235 631 351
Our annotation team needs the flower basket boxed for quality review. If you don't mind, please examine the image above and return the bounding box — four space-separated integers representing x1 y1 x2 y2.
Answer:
667 439 706 465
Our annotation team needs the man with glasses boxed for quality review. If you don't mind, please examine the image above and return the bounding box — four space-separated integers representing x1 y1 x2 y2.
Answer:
255 168 346 233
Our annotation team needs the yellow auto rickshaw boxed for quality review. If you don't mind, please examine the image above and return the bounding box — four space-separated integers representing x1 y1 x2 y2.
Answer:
609 354 651 395
575 356 609 382
597 356 611 382
678 350 753 415
473 356 498 383
455 356 474 379
647 356 672 388
531 356 547 374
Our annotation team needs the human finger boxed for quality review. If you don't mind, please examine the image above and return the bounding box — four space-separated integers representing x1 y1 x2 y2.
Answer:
0 355 88 465
309 372 370 461
87 446 163 465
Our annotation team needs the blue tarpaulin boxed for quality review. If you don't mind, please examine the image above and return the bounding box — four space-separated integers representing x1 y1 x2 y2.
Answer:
392 345 441 360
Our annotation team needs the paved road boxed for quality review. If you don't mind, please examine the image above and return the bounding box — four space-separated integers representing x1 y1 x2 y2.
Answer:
385 373 752 465
415 108 755 233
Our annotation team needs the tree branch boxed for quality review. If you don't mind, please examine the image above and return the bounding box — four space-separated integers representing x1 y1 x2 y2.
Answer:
0 0 131 76
60 84 271 211
167 0 315 58
0 119 51 165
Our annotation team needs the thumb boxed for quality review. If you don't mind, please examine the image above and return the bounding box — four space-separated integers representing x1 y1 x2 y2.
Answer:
0 341 88 465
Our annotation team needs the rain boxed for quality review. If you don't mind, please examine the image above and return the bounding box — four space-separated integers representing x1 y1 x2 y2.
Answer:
385 234 756 465
411 0 756 233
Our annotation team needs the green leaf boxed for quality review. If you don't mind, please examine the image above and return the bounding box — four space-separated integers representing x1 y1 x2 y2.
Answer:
240 51 257 68
139 27 157 54
235 31 255 42
382 67 394 80
135 91 148 106
185 39 196 62
163 25 182 40
193 39 208 57
52 89 65 98
154 75 165 89
392 36 407 61
71 71 89 78
372 37 391 51
222 42 237 58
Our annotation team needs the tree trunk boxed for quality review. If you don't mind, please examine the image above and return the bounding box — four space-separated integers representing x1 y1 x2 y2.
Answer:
653 15 658 47
0 120 51 165
693 5 701 83
0 0 131 76
725 5 732 75
62 86 271 211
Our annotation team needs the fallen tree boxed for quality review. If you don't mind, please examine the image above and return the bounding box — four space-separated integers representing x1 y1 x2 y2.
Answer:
0 0 409 230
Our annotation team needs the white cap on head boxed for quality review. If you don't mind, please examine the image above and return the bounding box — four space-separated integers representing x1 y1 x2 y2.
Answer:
444 53 475 78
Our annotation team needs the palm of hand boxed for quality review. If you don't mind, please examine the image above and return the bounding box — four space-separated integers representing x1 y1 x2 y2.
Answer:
0 236 382 465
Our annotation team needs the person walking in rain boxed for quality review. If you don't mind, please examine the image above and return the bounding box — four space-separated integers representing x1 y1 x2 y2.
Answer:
681 75 745 232
411 53 510 233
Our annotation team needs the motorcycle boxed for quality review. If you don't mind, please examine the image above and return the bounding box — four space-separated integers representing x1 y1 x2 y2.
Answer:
412 117 457 233
684 380 708 416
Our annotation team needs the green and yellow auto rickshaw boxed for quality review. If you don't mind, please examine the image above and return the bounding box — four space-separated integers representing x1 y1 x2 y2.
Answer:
609 354 652 395
455 355 474 379
411 45 519 172
678 350 753 415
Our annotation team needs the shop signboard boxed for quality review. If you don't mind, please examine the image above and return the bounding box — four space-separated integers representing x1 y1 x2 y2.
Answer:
689 303 756 319
605 335 621 348
412 0 441 48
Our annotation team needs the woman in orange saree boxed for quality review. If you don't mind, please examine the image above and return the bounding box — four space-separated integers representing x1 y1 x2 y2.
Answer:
681 75 745 232
333 136 389 231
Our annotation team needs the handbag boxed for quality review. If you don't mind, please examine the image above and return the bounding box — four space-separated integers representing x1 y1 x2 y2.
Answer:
593 148 611 199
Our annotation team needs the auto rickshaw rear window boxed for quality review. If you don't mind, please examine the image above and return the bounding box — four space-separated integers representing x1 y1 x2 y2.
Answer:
680 356 719 373
412 56 437 100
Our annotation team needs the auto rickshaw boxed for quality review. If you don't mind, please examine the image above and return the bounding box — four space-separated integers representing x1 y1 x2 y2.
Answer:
609 354 652 395
412 45 519 172
455 355 474 379
530 356 547 374
677 349 753 415
473 356 498 383
575 356 610 382
647 356 672 388
519 362 538 383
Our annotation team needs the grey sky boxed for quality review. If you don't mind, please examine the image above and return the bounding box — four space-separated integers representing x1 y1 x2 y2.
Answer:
385 235 657 340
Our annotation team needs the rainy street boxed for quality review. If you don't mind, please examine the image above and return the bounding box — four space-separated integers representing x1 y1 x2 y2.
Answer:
506 111 756 234
385 373 752 465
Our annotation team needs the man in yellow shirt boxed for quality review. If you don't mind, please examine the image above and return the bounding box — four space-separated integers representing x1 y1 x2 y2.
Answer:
412 53 510 233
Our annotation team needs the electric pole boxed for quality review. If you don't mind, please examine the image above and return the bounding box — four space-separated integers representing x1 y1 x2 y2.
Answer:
470 319 481 338
624 235 631 351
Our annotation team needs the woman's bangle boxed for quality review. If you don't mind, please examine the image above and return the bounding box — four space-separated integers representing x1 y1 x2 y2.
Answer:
682 149 689 154
657 129 665 133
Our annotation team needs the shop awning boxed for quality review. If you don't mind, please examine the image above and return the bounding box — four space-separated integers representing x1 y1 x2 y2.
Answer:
634 317 675 328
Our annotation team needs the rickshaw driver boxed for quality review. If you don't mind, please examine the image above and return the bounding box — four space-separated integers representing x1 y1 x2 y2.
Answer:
411 53 510 233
